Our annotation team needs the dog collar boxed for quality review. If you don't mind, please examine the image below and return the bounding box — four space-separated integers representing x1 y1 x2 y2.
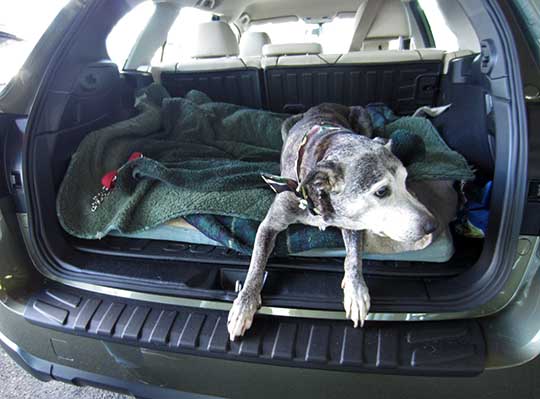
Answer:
262 124 341 215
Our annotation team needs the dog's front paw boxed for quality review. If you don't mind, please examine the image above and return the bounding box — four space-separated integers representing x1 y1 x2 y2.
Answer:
227 291 261 341
342 277 371 328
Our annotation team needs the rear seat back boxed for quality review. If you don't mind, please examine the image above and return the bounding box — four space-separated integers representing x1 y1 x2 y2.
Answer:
155 22 473 115
350 0 411 51
240 32 271 57
260 0 445 114
263 49 444 115
159 21 264 109
261 43 331 67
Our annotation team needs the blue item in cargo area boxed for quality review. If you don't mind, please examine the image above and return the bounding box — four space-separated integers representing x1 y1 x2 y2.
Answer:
455 180 492 239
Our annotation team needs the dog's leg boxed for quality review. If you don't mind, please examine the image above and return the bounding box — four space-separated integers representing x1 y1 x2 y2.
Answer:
227 194 292 341
341 229 371 327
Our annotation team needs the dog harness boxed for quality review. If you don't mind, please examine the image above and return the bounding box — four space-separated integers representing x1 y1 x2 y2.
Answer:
262 124 343 215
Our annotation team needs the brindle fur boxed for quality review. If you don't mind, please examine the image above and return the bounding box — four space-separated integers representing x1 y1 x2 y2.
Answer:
227 103 438 340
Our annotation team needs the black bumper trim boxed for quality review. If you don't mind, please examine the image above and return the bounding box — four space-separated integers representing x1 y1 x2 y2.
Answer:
23 284 486 376
0 329 220 399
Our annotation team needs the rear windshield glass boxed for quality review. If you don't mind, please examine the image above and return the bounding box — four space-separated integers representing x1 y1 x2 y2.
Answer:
0 0 68 94
247 17 356 54
108 4 216 69
418 0 459 51
155 7 214 64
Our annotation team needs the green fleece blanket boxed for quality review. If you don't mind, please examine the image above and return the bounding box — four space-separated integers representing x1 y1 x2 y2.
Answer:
57 84 473 255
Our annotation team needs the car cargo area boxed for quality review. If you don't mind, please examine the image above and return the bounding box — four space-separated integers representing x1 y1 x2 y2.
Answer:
18 0 525 316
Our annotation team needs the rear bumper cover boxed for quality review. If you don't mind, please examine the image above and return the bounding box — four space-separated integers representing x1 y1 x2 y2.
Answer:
0 328 218 399
23 284 485 377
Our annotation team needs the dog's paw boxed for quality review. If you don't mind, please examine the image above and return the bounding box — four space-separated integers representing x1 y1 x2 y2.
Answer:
227 291 261 341
341 277 371 328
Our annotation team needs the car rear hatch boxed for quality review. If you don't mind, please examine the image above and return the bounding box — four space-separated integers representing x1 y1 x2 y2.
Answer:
4 0 532 376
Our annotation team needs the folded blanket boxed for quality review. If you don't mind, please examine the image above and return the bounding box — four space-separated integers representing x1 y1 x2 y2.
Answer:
57 84 473 255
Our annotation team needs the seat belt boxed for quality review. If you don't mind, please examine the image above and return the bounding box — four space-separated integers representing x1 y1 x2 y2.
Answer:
348 0 385 52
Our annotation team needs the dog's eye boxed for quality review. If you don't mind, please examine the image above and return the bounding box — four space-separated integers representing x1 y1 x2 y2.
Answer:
374 186 390 198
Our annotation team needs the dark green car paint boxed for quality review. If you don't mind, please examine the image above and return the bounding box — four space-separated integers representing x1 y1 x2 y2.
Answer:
1 244 540 398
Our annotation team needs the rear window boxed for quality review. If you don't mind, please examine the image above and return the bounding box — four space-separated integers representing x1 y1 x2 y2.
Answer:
107 4 216 69
154 7 214 64
0 0 68 94
418 0 459 51
247 17 356 54
106 1 155 69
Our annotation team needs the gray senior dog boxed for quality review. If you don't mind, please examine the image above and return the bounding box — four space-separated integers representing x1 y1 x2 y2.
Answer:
227 103 439 341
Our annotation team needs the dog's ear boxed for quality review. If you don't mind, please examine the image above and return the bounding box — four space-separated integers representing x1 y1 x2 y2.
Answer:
302 160 344 194
301 161 344 220
348 106 373 138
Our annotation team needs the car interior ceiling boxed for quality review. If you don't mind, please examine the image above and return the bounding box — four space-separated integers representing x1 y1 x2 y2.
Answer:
18 0 524 313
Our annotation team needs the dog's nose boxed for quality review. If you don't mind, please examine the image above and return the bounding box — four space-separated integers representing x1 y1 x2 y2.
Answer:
422 218 439 235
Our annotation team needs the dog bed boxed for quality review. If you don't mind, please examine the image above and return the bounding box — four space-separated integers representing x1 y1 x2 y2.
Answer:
57 84 473 257
111 218 455 262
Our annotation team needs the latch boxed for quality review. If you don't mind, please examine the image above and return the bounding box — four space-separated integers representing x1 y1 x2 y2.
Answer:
10 171 22 190
479 39 496 75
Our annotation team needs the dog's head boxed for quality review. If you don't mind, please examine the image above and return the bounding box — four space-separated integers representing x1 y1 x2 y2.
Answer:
302 137 438 243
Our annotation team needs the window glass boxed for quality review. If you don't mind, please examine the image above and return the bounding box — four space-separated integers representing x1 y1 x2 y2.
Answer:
0 0 68 94
154 7 214 64
418 0 459 51
106 1 155 69
108 5 226 68
248 17 356 54
248 20 319 45
318 17 356 53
